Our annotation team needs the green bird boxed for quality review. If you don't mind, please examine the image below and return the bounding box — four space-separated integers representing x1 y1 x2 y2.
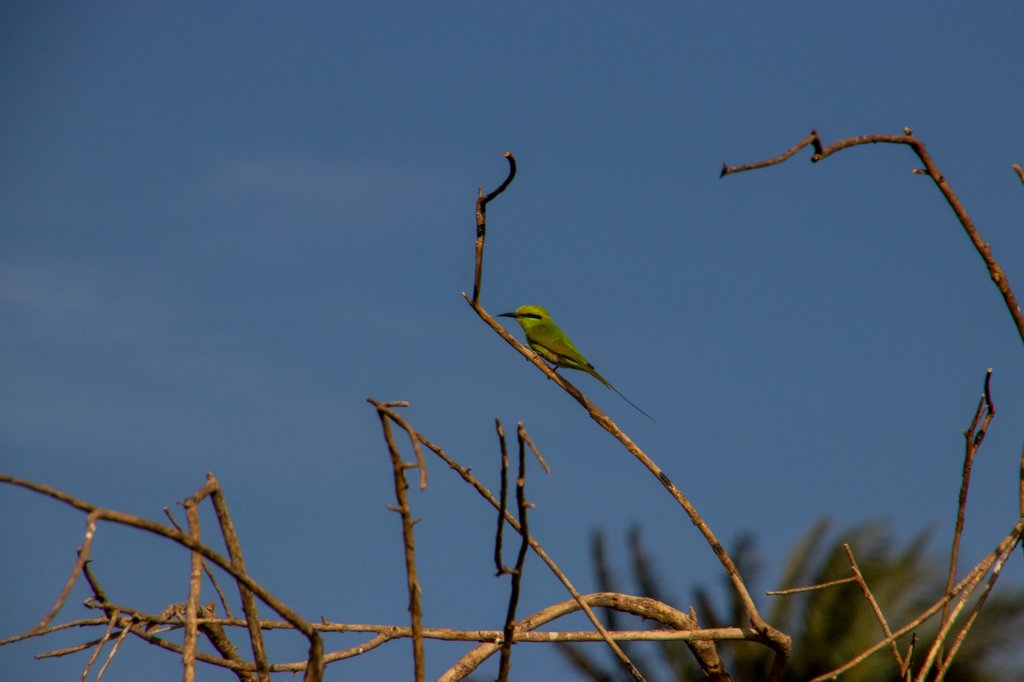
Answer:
499 305 654 421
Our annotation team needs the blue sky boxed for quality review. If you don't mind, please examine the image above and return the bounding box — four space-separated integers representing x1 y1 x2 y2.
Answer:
2 3 1023 680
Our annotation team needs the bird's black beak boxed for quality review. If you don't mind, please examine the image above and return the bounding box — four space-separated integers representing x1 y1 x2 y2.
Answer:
498 312 519 319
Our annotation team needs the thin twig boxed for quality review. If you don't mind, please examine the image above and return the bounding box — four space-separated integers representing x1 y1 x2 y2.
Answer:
494 418 510 574
164 507 234 619
518 423 550 474
843 544 901 668
940 369 995 635
810 518 1024 681
497 424 533 681
720 131 821 177
1019 443 1023 526
34 511 99 634
766 576 857 595
0 618 110 646
182 499 202 682
370 401 647 682
915 562 982 682
901 633 917 680
37 639 103 659
935 537 1018 681
204 475 274 682
372 404 426 682
78 608 119 682
472 151 516 303
723 128 1024 345
95 616 133 682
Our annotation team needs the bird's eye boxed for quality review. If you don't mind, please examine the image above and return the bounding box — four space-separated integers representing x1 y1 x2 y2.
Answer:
525 313 542 319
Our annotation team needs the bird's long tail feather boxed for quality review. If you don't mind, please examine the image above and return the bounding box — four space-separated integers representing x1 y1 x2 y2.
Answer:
589 368 655 422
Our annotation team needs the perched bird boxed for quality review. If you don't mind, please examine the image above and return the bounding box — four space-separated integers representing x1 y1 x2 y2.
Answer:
499 304 654 421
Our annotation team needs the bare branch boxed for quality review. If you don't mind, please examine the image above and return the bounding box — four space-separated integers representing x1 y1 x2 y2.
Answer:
371 402 426 682
34 511 99 634
1019 444 1023 523
442 592 749 682
164 508 234 619
917 527 1019 682
78 608 119 682
940 369 995 634
472 151 517 303
766 576 857 596
197 475 273 680
935 537 1018 680
496 424 534 681
720 131 821 176
722 128 1024 345
370 401 647 681
95 615 133 682
518 423 550 474
810 517 1024 681
842 544 902 668
0 474 324 682
494 419 511 575
183 499 203 682
466 294 790 676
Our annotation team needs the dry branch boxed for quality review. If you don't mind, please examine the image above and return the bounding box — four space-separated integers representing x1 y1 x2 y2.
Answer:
726 129 1024 679
369 399 647 681
841 544 902 669
464 153 791 680
441 592 743 682
496 423 535 681
4 140 1022 682
0 474 324 682
472 151 516 303
723 128 1024 346
939 369 995 640
806 517 1024 682
370 400 426 682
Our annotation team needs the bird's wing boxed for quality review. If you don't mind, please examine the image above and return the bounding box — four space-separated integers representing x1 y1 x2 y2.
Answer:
529 323 592 371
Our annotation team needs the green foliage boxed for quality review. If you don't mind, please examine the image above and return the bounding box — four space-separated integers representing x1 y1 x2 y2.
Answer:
559 521 1024 681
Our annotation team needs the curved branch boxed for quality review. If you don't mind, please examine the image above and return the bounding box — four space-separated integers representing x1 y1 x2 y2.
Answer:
723 128 1024 346
441 592 738 682
472 151 517 303
720 131 821 176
